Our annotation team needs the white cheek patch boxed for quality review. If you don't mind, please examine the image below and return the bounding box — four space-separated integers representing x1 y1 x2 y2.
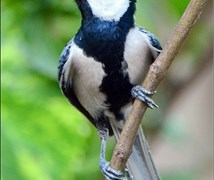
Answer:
87 0 130 21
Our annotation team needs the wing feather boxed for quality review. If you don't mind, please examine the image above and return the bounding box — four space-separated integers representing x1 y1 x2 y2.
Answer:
138 26 162 59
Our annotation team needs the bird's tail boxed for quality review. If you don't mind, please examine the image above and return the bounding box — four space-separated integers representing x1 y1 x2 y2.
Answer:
110 121 160 180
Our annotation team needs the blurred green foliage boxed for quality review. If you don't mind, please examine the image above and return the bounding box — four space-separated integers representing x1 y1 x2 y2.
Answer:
1 0 211 180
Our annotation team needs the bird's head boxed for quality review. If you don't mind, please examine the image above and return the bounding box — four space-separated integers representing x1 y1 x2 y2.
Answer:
75 0 136 21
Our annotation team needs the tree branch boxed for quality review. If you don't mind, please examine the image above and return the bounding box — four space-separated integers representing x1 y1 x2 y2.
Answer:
110 0 207 177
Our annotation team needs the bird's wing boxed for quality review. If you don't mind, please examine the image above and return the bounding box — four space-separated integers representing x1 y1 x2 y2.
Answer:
58 39 96 127
138 26 162 59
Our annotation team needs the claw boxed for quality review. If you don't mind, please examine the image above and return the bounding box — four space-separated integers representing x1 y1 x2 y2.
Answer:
131 85 158 108
100 161 131 180
98 127 132 180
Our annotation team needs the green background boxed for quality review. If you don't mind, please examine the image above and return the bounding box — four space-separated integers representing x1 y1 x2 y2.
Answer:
1 0 212 180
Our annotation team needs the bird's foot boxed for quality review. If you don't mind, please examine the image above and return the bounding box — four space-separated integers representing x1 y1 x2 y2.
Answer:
131 85 158 109
100 161 131 180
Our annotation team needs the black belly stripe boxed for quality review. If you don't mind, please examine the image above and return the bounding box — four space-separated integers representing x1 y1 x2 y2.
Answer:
74 11 135 117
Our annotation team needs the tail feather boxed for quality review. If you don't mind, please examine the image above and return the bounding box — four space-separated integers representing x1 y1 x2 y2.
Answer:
109 121 160 180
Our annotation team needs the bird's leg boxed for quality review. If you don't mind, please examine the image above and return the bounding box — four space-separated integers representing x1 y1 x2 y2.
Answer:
98 126 130 180
131 85 158 109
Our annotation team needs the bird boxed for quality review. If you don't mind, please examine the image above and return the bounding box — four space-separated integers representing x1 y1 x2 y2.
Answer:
58 0 162 179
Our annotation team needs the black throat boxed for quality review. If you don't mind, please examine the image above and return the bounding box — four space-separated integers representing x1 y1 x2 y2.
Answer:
74 0 136 116
74 0 136 72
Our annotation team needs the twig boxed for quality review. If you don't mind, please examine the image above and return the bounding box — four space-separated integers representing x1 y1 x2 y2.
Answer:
110 0 207 177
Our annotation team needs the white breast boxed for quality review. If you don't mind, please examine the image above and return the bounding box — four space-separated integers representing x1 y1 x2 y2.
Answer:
124 27 152 85
72 44 108 119
65 28 152 121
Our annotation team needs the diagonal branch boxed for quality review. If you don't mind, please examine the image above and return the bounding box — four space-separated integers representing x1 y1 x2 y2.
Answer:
110 0 207 178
